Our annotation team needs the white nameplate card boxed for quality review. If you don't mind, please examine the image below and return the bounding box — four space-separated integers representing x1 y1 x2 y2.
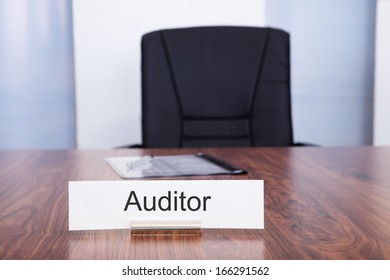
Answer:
68 180 263 230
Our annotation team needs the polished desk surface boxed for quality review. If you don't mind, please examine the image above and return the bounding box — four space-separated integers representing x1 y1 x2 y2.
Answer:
0 147 389 260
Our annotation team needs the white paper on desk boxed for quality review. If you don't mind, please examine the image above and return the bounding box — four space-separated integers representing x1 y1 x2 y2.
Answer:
68 180 264 230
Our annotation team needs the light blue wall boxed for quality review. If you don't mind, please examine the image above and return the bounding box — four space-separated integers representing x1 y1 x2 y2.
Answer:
266 0 376 146
0 0 75 149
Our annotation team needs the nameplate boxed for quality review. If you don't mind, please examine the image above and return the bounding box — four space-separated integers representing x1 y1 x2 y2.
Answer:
68 180 263 230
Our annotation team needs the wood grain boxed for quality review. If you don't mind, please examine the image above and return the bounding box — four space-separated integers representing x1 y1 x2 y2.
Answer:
0 147 389 259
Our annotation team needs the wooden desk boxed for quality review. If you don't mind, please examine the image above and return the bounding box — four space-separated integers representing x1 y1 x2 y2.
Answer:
0 147 389 260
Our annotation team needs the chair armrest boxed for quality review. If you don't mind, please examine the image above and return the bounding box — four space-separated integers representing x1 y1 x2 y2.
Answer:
293 142 319 147
114 144 144 149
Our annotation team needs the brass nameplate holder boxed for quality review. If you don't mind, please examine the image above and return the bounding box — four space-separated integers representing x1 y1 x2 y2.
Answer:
130 220 202 235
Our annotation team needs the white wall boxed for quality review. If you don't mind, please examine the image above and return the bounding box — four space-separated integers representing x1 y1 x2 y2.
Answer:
374 0 390 145
266 0 376 146
73 0 265 149
73 0 377 148
0 0 378 149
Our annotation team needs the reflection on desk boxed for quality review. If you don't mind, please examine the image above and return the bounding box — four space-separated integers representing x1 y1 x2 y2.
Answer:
0 147 389 259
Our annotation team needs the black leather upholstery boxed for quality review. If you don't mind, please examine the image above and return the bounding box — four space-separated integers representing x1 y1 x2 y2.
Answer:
141 26 293 148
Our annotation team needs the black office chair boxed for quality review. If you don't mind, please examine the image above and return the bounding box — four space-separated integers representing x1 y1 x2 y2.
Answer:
141 26 293 148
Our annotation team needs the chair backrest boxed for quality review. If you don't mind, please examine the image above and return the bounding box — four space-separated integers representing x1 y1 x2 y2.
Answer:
141 26 293 148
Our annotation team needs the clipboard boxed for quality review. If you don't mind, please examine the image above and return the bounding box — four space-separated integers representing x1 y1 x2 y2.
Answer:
105 153 247 179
